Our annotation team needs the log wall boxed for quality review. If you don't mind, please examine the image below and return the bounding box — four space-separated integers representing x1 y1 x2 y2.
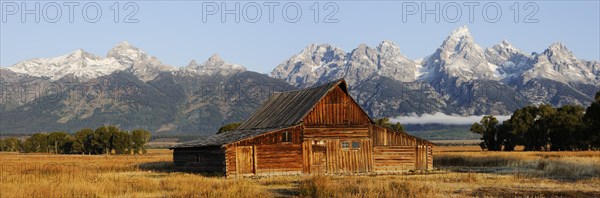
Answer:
224 126 303 177
372 125 434 171
302 138 373 174
304 127 369 138
173 146 225 173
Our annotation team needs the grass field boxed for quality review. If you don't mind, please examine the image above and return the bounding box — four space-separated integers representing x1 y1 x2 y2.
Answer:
1 147 599 197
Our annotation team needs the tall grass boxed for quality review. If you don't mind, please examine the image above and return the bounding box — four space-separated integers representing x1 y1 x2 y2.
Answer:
1 148 599 197
297 175 434 198
434 151 600 179
0 150 271 197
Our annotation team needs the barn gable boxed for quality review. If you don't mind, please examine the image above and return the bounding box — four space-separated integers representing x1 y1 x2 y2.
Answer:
303 85 371 126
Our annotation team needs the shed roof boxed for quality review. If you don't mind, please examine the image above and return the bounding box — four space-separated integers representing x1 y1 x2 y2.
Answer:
172 127 289 148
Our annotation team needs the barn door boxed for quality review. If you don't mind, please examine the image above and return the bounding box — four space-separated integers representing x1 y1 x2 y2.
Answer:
236 146 254 175
311 141 327 174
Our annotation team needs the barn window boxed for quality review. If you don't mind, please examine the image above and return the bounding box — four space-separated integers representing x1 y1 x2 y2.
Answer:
341 141 350 149
351 141 361 149
282 131 292 143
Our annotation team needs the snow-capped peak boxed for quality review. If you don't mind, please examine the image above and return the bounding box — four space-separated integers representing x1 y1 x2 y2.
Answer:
67 49 97 60
498 40 519 51
186 59 199 67
182 54 246 76
489 40 525 55
447 25 472 42
6 42 177 81
107 41 148 64
377 40 402 54
7 48 126 81
439 25 481 55
207 54 223 62
544 42 573 57
423 25 499 82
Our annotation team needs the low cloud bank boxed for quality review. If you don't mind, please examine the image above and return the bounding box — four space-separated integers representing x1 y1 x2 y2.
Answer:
390 113 511 125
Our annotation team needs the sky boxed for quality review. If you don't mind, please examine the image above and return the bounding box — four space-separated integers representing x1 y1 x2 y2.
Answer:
1 1 599 74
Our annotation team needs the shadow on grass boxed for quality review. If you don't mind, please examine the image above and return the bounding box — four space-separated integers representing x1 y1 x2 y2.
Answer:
434 155 600 181
137 161 225 177
471 187 600 198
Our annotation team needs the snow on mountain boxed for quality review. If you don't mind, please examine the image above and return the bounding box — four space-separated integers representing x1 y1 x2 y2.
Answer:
522 43 600 85
422 25 499 82
6 42 175 82
485 40 532 81
271 44 346 86
181 54 246 76
7 49 126 81
271 41 416 87
107 41 176 81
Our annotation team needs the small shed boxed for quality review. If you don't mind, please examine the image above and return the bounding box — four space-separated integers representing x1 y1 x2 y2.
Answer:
171 79 434 176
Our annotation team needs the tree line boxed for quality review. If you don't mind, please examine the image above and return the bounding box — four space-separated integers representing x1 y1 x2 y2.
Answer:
0 126 151 154
471 91 600 151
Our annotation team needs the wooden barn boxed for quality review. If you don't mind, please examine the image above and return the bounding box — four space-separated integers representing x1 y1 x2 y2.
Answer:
171 79 434 176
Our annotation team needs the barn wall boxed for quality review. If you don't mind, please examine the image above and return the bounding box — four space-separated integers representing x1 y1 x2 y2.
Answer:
302 138 373 174
303 86 370 127
373 146 416 171
372 125 415 146
371 125 434 171
173 146 225 173
304 127 369 138
225 126 303 177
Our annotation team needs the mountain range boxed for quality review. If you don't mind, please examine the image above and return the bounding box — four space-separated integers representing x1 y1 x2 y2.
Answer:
1 26 598 135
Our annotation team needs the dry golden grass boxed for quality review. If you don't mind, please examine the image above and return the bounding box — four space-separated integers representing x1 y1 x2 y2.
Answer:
1 148 599 197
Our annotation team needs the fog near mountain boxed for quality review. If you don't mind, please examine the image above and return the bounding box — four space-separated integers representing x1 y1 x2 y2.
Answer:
391 113 511 125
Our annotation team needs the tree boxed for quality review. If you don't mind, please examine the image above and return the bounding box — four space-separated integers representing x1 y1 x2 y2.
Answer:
470 115 501 151
47 131 74 154
529 104 556 151
505 105 538 149
584 91 600 150
73 128 94 154
375 118 391 126
23 133 50 153
1 137 22 152
496 122 516 151
131 129 151 154
375 118 405 132
112 130 132 154
217 122 242 134
546 105 585 151
93 126 113 154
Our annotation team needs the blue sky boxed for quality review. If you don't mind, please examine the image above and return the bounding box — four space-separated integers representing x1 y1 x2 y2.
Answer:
1 1 599 73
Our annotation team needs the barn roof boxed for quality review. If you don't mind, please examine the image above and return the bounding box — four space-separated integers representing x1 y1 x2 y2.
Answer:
173 79 358 148
172 127 289 148
236 79 348 130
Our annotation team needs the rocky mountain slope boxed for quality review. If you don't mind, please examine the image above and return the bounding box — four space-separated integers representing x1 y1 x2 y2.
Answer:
2 26 598 135
272 26 599 117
